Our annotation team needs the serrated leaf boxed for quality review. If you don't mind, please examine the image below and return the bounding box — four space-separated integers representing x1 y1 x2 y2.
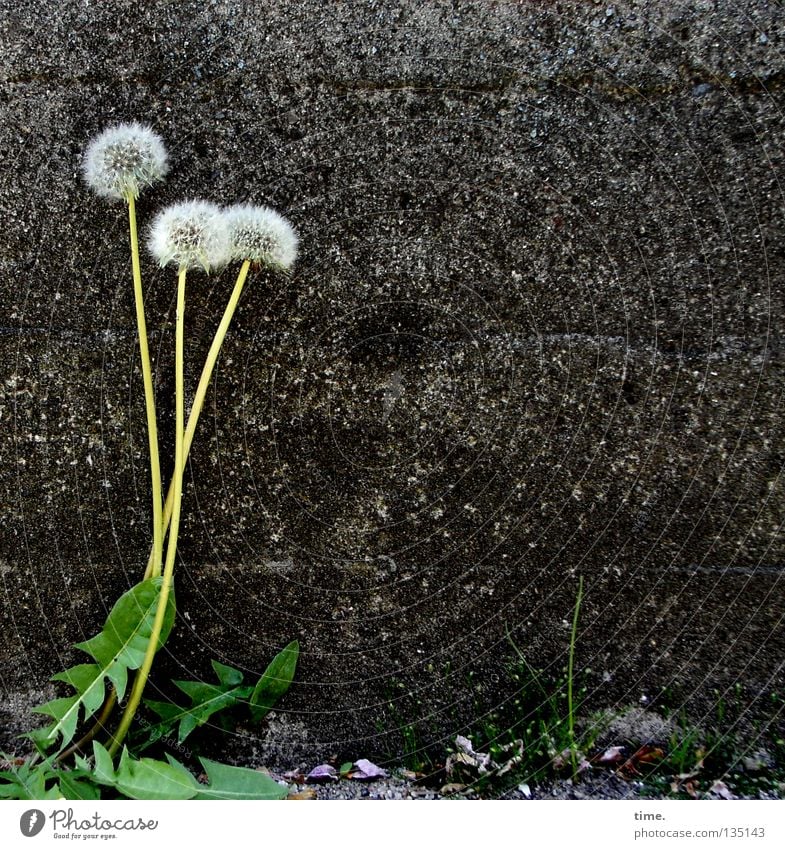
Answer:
87 749 287 801
0 778 24 800
141 699 182 740
192 758 288 800
31 697 81 747
52 665 106 715
75 578 176 696
172 683 248 743
249 641 299 722
164 752 198 781
85 746 196 800
211 659 244 687
56 772 101 800
28 724 59 755
92 741 116 786
31 578 176 752
141 662 250 746
0 759 59 800
0 769 35 800
73 753 92 772
114 748 197 800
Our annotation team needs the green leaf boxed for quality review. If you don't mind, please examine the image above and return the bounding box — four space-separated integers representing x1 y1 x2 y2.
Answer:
87 749 286 801
249 641 299 722
192 758 288 800
75 578 177 695
137 699 182 749
1 755 102 801
52 665 106 715
89 745 196 800
164 753 199 781
91 741 116 786
1 752 286 803
56 771 101 800
31 697 81 747
0 769 37 800
73 753 92 772
0 758 60 800
141 661 251 746
114 748 197 800
31 578 176 752
135 646 298 753
172 682 250 743
211 659 244 687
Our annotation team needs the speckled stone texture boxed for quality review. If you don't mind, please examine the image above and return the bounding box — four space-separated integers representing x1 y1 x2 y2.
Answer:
1 0 784 766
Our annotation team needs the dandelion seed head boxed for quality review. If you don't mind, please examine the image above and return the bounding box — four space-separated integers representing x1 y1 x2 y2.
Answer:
224 204 299 270
83 123 169 201
148 201 231 273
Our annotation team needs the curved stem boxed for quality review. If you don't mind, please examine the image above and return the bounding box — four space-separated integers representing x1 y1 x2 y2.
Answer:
128 195 164 579
110 267 188 756
143 260 251 580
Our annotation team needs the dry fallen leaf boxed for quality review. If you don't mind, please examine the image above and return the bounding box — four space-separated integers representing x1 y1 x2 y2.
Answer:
633 746 665 764
594 746 625 766
349 759 388 780
710 780 735 800
618 745 665 777
305 764 338 783
287 788 318 800
440 782 468 796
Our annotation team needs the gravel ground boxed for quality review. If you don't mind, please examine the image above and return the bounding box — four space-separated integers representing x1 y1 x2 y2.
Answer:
272 754 651 800
278 771 672 800
279 770 782 801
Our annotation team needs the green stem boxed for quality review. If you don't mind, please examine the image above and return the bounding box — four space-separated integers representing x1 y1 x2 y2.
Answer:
568 575 584 780
143 260 251 580
128 195 164 579
110 267 188 756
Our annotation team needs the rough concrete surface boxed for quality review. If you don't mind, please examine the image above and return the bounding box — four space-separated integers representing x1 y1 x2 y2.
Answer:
1 0 784 779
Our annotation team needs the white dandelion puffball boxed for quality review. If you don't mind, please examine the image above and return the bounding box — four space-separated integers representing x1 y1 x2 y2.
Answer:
148 201 231 272
223 204 299 270
83 123 168 201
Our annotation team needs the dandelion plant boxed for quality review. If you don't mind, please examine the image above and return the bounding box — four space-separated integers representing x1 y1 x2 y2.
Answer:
13 126 301 800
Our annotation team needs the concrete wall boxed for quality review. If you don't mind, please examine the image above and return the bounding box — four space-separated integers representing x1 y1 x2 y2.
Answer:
1 0 784 763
